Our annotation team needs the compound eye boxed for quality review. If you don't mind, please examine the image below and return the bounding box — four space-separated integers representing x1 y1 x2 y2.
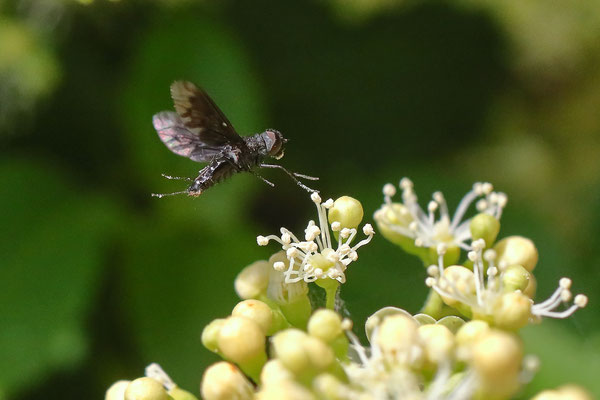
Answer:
266 130 284 158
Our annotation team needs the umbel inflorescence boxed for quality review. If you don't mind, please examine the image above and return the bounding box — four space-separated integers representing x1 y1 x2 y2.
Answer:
106 179 590 400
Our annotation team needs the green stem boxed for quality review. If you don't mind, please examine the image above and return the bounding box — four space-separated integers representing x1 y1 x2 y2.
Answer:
325 284 338 310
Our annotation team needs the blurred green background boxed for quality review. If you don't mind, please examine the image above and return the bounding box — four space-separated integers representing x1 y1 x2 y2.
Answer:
1 0 600 398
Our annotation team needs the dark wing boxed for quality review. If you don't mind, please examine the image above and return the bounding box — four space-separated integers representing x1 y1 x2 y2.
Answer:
152 111 223 162
170 81 245 147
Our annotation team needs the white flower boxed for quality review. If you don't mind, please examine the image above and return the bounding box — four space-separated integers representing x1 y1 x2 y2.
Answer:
426 240 588 324
257 193 374 284
375 178 507 251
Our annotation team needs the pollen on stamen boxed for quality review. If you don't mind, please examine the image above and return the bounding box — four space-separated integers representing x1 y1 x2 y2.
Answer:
575 294 588 308
281 232 292 244
560 290 572 303
437 243 447 255
425 277 436 287
257 236 269 246
400 177 413 190
483 249 496 262
287 247 298 258
428 201 438 213
323 198 334 208
341 318 353 330
467 251 478 262
476 199 488 212
311 192 322 204
481 182 493 195
559 277 572 289
427 265 439 277
383 183 396 197
340 228 351 239
363 224 375 236
331 221 341 231
274 261 286 271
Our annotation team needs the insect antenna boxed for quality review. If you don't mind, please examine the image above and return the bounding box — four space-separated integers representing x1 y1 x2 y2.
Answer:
161 174 193 181
260 163 319 193
252 172 275 187
151 190 189 198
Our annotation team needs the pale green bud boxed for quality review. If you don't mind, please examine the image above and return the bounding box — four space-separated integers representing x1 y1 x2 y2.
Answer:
260 359 294 387
106 380 130 400
472 330 522 398
455 320 490 348
271 329 334 381
308 309 343 343
328 196 363 230
168 387 198 400
524 272 537 298
313 373 347 400
501 265 530 293
201 319 225 353
217 316 267 381
125 378 172 400
494 236 538 272
469 213 500 247
365 307 413 342
492 291 532 331
417 324 455 365
375 314 420 366
234 260 270 299
255 381 316 400
232 300 274 336
200 362 254 400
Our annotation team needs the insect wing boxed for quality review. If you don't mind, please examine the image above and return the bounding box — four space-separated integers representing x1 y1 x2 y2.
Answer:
170 81 245 147
152 111 222 162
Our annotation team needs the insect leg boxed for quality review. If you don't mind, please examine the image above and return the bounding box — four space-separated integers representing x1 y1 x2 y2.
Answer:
151 190 189 198
252 172 275 187
260 164 319 193
161 174 193 181
292 172 319 181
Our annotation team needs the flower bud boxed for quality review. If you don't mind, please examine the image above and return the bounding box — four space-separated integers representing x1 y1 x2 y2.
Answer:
235 260 270 299
440 266 475 308
217 316 267 380
308 309 343 343
106 380 130 400
365 307 413 342
168 387 198 400
469 213 500 247
524 272 537 298
455 320 490 348
232 300 274 335
201 319 225 353
375 314 420 366
255 381 316 400
492 291 532 331
125 378 171 400
200 362 254 400
557 385 593 400
472 330 522 398
313 373 347 400
260 359 294 387
494 236 538 272
417 324 455 365
328 196 363 230
271 329 334 380
501 264 530 293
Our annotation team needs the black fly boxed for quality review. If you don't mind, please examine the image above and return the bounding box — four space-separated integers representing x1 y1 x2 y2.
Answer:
152 81 318 198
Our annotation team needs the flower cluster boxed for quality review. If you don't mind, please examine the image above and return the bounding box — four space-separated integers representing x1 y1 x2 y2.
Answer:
105 181 591 400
